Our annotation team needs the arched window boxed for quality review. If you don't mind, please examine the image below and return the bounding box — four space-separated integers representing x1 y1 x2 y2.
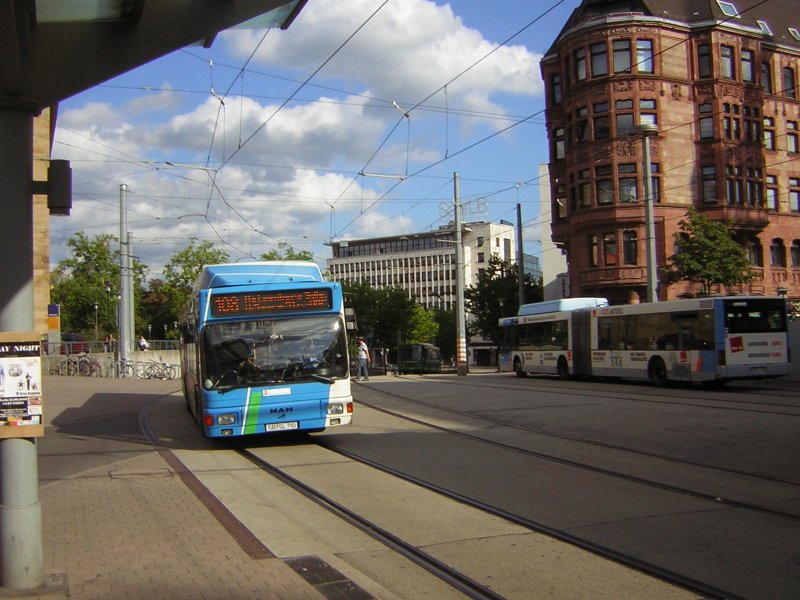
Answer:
770 239 786 267
791 240 800 267
746 238 763 267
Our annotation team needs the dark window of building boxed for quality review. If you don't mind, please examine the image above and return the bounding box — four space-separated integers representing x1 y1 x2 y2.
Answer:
741 49 754 82
721 45 735 79
746 238 763 266
590 234 599 267
698 44 711 78
702 166 718 203
766 175 778 210
616 113 635 136
618 163 637 203
636 40 653 73
783 67 797 99
763 117 776 149
770 239 786 267
594 115 610 140
790 178 800 213
743 106 760 143
596 165 613 205
603 233 618 266
791 240 800 266
575 48 586 81
577 169 591 208
787 121 798 153
613 40 631 73
576 107 589 142
699 102 714 139
591 43 608 77
553 127 565 159
593 102 610 139
727 166 744 205
623 231 638 264
551 73 562 104
746 168 763 207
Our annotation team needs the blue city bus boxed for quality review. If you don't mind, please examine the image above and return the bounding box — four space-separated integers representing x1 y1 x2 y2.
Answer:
500 296 790 385
180 261 353 437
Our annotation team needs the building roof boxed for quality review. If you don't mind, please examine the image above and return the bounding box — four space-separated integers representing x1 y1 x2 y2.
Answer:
545 0 800 57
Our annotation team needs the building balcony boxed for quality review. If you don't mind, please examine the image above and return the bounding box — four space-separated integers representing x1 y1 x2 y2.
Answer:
578 266 646 286
698 205 770 232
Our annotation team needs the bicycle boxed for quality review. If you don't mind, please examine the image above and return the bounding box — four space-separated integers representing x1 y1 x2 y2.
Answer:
143 360 177 380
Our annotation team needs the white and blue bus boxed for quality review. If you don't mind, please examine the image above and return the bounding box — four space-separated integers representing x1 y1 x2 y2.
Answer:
500 296 790 385
180 261 353 437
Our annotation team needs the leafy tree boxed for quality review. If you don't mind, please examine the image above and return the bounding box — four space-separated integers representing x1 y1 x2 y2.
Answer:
405 304 439 344
50 232 147 338
158 240 229 319
465 255 542 346
433 308 456 361
659 208 753 295
342 281 416 349
259 247 315 261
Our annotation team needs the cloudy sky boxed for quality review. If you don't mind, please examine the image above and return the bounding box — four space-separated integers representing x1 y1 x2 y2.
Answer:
51 0 581 278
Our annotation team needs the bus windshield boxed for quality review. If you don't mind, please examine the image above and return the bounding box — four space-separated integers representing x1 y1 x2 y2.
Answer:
724 299 787 334
201 315 348 390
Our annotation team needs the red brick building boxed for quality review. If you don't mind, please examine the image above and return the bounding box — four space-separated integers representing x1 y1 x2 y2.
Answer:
540 0 800 304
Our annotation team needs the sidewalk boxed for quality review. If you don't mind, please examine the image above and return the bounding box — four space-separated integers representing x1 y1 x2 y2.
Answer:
1 376 356 600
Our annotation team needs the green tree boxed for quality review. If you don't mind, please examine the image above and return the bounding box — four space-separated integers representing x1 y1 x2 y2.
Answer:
342 281 416 349
259 247 315 261
433 308 456 361
50 232 147 338
465 255 542 346
159 240 230 318
659 207 753 295
405 304 439 344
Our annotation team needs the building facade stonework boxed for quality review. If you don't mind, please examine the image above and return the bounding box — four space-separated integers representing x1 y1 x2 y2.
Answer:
541 0 800 304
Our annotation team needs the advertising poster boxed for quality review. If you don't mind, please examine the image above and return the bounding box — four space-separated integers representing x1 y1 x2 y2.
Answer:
0 333 44 438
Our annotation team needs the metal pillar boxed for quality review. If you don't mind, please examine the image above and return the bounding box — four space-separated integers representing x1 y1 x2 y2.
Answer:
119 184 131 361
0 106 44 590
516 203 525 307
454 172 468 376
639 124 659 303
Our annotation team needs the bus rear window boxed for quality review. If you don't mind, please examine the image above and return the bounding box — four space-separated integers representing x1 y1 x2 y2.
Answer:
724 299 787 333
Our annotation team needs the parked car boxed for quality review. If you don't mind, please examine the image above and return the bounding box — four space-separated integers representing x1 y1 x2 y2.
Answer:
61 333 89 354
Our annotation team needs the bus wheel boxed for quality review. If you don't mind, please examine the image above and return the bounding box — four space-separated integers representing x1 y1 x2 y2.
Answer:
648 357 669 387
557 357 570 379
513 358 527 377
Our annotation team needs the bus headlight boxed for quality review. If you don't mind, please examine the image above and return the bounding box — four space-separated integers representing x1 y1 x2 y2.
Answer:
217 413 236 425
327 404 344 415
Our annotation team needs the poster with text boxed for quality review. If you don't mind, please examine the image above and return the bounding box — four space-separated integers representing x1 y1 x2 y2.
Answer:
0 333 44 438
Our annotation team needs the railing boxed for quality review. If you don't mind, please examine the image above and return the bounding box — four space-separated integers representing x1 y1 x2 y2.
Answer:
45 354 181 380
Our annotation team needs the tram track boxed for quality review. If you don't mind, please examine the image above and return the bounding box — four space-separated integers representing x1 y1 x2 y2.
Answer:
413 373 800 415
350 397 800 525
235 447 505 600
310 437 735 600
362 380 800 490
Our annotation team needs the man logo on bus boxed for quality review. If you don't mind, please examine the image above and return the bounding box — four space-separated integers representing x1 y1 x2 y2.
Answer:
270 407 294 417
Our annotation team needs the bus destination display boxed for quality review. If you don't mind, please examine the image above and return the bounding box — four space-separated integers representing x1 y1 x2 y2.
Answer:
210 288 333 317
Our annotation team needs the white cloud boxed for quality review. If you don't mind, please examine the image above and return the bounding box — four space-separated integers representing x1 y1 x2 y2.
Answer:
51 0 545 275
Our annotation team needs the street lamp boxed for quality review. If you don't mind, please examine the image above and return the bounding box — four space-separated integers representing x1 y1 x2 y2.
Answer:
637 123 659 303
93 302 98 341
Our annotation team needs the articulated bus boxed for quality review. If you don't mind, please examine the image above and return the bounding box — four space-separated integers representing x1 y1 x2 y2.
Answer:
180 261 353 437
500 296 790 386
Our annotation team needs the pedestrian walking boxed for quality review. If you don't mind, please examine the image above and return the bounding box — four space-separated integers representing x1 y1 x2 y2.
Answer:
356 337 370 381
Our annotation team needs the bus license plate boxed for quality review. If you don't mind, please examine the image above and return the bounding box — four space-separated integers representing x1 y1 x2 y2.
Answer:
266 422 298 432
